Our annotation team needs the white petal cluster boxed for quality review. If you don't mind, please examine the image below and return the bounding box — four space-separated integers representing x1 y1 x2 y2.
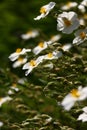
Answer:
73 28 87 45
57 11 80 34
12 57 27 68
34 2 56 20
21 30 39 40
61 86 87 111
78 0 87 13
77 106 87 122
61 2 77 10
22 56 44 76
9 48 31 61
0 96 12 107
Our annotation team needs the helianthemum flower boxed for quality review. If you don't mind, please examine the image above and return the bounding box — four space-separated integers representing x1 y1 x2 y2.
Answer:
22 56 44 76
78 0 87 13
12 57 27 68
61 1 77 10
9 48 31 61
49 34 61 43
77 106 87 122
44 51 62 60
62 43 72 51
61 86 87 111
21 30 39 40
73 28 87 45
34 2 56 20
33 42 48 55
57 11 80 34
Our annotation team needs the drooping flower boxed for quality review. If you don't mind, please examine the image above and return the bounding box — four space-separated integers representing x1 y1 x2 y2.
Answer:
22 56 44 76
44 51 62 60
0 96 12 107
49 34 61 43
78 0 87 13
61 86 87 111
77 106 87 122
57 11 80 34
33 42 48 55
73 28 87 45
21 30 39 40
9 48 31 61
62 43 72 51
61 1 77 10
34 2 56 20
33 34 61 55
12 57 27 68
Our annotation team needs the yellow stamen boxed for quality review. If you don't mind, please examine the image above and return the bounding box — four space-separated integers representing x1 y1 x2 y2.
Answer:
18 58 24 62
47 53 53 58
0 98 2 101
30 60 36 66
16 48 22 53
83 14 87 19
40 7 47 14
12 83 17 88
63 17 72 26
70 89 80 97
38 42 44 48
80 32 86 39
26 31 32 35
66 2 72 7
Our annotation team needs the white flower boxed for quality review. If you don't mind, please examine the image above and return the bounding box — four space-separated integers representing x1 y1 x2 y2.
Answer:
12 57 27 68
22 56 44 76
61 86 87 111
34 2 56 20
62 43 72 51
61 1 77 10
33 42 48 55
49 34 61 43
57 11 80 34
0 121 3 127
77 106 87 122
44 51 62 60
78 5 86 13
73 28 87 45
9 48 31 61
21 30 39 40
79 18 85 26
81 0 87 7
10 83 19 92
78 0 87 13
0 96 12 107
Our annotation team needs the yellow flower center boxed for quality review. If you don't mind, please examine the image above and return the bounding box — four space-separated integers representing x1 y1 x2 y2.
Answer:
63 17 72 26
66 2 72 7
40 7 47 14
30 60 36 66
16 48 22 53
80 32 86 39
0 98 2 101
38 42 44 48
12 83 17 88
83 14 87 19
26 31 32 35
18 58 24 62
70 89 80 98
47 53 53 58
